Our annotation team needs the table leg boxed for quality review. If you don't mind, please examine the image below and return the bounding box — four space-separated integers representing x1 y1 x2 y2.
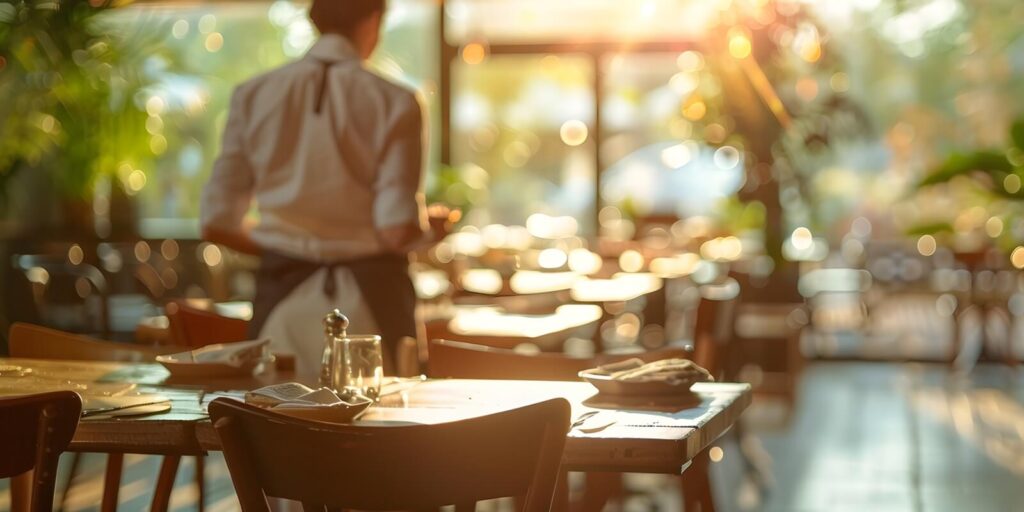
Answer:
101 453 123 512
680 452 716 512
151 455 181 512
576 472 622 512
11 470 32 512
552 469 570 512
195 455 206 512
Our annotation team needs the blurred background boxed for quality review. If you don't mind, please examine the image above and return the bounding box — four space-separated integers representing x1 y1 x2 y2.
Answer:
2 0 1024 510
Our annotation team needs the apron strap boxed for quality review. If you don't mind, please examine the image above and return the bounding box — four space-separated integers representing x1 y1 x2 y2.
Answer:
313 59 334 115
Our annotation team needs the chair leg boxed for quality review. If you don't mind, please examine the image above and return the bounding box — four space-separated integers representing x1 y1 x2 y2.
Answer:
151 456 181 512
680 452 716 512
195 455 206 512
101 453 124 512
58 451 82 511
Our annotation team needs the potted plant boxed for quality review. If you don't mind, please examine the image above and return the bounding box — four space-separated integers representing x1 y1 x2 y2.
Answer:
0 0 162 237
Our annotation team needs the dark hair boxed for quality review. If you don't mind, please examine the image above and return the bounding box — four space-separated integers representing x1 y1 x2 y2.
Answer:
309 0 386 36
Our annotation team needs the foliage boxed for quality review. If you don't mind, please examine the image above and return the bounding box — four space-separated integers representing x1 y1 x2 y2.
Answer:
715 196 766 234
910 118 1024 251
0 0 165 201
916 119 1024 198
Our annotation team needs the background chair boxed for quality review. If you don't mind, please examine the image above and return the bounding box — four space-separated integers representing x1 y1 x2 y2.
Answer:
727 269 808 411
209 397 570 512
1 391 82 512
11 254 111 337
165 300 249 348
7 323 192 512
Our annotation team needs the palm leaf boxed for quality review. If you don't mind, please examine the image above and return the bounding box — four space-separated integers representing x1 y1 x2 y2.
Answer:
917 150 1014 188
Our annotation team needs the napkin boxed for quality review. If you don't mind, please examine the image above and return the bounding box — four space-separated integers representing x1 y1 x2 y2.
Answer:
245 383 366 409
595 358 713 386
245 383 373 424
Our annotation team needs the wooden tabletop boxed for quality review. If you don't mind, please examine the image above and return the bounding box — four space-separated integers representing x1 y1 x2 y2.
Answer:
0 358 750 475
571 273 664 304
434 304 603 351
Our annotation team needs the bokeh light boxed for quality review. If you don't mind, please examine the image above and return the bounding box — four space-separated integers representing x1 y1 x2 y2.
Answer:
560 120 589 146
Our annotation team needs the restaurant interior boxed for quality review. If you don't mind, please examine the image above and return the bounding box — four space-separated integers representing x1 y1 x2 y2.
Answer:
2 0 1024 510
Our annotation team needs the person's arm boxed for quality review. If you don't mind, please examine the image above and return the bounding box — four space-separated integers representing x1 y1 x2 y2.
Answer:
374 93 429 253
200 89 260 256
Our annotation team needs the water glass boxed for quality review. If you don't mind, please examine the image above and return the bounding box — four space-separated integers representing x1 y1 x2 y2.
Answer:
329 334 383 400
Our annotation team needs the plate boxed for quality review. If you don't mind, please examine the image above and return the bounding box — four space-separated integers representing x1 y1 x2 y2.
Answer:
156 339 272 379
270 397 373 424
578 370 704 396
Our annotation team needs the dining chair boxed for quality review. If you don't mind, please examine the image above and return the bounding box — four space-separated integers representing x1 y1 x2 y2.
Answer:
11 253 111 337
727 269 808 410
7 323 188 512
165 299 249 348
209 396 571 512
427 338 689 511
1 391 82 512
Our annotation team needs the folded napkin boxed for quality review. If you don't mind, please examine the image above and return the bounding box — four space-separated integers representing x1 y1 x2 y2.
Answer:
245 383 372 424
596 358 713 386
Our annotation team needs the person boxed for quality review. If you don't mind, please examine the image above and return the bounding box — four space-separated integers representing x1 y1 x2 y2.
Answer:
200 0 443 376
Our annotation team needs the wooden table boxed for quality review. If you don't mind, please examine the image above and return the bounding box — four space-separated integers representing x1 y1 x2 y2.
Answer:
570 273 663 304
0 358 750 476
428 304 603 351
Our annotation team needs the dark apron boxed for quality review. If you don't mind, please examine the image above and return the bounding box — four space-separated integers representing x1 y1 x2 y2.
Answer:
250 251 417 372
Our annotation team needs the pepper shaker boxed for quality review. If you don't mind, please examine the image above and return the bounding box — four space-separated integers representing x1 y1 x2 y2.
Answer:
320 309 349 389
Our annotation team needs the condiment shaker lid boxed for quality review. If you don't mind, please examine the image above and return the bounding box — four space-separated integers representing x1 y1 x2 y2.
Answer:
323 309 349 338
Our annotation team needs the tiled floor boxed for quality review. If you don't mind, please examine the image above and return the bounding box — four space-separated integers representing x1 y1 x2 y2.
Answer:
711 362 1024 512
3 362 1023 511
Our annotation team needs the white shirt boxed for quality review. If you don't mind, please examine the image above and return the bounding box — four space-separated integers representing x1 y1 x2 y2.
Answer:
200 34 427 263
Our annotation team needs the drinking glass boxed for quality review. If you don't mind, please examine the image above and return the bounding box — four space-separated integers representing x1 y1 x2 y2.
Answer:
329 334 383 400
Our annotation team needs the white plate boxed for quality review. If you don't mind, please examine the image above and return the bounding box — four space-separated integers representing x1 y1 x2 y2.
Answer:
157 339 272 379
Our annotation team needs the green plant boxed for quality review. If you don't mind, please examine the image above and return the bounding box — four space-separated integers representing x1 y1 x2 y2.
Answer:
0 0 164 205
911 118 1024 252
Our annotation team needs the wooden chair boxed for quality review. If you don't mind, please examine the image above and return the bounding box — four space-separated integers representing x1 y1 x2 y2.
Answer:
165 300 249 348
8 322 173 363
427 339 689 511
676 281 741 512
1 391 82 512
11 254 111 337
7 323 188 512
727 269 807 409
209 397 571 512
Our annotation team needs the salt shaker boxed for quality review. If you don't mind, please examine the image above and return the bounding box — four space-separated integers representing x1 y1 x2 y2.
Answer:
320 309 349 388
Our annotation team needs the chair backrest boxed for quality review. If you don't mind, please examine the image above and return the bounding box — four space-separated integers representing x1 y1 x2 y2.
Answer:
209 397 571 512
0 391 82 512
165 300 249 348
428 338 689 381
692 280 740 379
8 322 177 363
12 254 111 336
